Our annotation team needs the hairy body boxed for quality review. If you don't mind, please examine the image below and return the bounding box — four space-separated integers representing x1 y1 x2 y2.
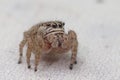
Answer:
18 21 78 71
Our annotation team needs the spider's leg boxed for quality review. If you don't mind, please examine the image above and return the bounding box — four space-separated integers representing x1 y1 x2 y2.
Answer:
26 37 33 69
34 33 43 72
34 52 41 72
18 33 27 64
26 46 32 69
68 30 78 70
70 44 78 70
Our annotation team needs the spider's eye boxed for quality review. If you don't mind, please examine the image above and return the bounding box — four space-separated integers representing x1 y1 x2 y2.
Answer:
59 24 62 28
46 24 50 26
62 22 65 26
52 24 57 28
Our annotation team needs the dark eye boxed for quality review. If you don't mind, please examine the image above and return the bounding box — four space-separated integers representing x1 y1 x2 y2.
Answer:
52 24 57 28
62 22 65 26
59 24 62 28
46 24 50 26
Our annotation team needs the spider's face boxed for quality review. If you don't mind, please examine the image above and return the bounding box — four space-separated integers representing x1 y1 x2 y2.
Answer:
45 21 65 29
52 21 65 28
44 21 65 36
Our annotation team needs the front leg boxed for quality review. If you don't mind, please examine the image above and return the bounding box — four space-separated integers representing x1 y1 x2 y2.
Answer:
34 53 41 72
26 47 32 69
18 39 26 64
70 45 78 70
34 30 44 72
18 32 27 64
68 30 78 70
26 38 33 69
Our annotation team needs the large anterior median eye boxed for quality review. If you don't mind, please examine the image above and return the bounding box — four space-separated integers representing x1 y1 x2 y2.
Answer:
46 24 50 26
62 22 65 26
58 24 62 28
52 24 57 28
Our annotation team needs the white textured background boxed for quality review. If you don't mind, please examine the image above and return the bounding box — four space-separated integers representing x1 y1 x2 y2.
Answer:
0 0 120 80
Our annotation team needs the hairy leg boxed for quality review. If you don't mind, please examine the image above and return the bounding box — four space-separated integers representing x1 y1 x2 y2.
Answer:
26 47 32 69
68 30 78 70
18 39 26 64
70 46 77 70
34 53 41 72
26 37 33 69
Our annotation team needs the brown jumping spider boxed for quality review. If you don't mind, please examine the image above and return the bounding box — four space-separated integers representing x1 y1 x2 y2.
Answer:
18 21 78 72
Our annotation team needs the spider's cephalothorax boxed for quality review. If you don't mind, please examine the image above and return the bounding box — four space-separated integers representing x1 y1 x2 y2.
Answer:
18 20 78 71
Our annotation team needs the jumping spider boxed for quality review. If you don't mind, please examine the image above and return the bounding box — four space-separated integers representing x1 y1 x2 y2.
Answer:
18 21 78 72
